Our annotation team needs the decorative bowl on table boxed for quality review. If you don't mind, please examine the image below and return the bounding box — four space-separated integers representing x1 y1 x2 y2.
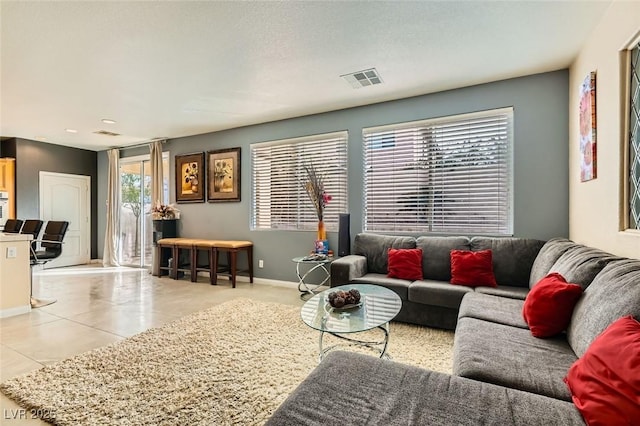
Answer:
326 288 362 310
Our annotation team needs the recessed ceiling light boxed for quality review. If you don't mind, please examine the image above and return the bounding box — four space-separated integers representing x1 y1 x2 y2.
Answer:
101 119 116 124
65 128 78 133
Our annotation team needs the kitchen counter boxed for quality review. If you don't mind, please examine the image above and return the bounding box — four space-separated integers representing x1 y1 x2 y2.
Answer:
0 233 33 317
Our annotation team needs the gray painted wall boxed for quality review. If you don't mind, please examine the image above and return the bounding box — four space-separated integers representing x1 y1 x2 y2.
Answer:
98 70 569 282
3 138 99 258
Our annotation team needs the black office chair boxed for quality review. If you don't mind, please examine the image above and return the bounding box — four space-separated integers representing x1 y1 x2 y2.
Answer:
31 221 69 265
21 219 44 250
3 219 23 233
29 220 69 308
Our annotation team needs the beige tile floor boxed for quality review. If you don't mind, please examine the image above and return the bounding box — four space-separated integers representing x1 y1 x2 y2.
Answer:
0 265 309 425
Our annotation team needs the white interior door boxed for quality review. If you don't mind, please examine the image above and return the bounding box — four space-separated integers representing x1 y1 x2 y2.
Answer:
39 172 91 268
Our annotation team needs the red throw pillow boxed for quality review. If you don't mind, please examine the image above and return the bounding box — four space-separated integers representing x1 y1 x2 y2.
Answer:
522 273 583 338
449 249 497 287
387 248 423 281
564 316 640 426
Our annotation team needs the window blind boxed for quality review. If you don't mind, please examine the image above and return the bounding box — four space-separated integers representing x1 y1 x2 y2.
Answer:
363 108 513 235
251 132 348 231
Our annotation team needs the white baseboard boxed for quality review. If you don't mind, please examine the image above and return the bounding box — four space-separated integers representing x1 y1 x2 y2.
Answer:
0 304 31 318
228 276 330 293
252 277 300 289
193 271 297 288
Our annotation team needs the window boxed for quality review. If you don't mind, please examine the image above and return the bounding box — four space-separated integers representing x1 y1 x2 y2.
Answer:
251 132 348 231
363 108 513 235
628 41 640 230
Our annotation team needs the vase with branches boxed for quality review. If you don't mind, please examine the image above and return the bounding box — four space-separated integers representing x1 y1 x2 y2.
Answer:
301 163 332 242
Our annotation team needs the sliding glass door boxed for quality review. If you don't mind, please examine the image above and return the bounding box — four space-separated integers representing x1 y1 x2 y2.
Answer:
119 154 169 267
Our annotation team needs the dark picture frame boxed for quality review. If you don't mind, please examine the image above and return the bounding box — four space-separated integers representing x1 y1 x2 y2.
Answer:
175 152 205 203
207 147 241 202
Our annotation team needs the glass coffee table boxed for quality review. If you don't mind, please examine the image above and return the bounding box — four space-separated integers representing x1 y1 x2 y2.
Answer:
301 284 402 361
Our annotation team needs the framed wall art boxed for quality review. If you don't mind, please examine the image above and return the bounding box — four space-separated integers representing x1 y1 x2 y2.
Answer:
579 71 597 182
207 147 241 202
175 152 205 203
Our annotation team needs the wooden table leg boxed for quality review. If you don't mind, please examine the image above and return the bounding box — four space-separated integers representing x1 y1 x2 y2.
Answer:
171 246 179 279
247 246 254 283
230 250 237 288
210 247 219 285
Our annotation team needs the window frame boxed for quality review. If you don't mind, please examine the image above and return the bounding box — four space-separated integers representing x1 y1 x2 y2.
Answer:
362 107 514 236
622 32 640 233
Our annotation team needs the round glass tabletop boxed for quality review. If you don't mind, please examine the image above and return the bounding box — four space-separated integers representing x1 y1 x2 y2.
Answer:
292 256 333 264
300 284 402 334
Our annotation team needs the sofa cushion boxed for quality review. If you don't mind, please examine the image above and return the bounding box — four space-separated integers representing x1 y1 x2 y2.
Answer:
458 292 528 329
266 351 586 426
567 259 640 357
529 238 576 287
387 248 423 281
354 233 416 274
416 236 471 281
393 299 459 330
523 273 583 338
408 280 473 309
453 317 576 401
475 285 529 300
564 316 640 426
546 244 618 290
471 237 545 288
351 273 411 300
450 249 497 287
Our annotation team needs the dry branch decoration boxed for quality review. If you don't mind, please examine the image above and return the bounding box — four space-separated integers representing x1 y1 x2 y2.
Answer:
301 163 332 222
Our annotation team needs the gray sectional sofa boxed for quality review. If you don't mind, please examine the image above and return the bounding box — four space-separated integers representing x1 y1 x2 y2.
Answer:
267 236 640 425
331 233 549 329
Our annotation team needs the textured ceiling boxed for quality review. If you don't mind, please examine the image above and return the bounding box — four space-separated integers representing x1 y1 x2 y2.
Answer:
0 1 611 151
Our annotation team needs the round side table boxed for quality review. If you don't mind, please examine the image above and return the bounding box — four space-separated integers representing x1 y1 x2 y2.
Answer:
292 256 333 299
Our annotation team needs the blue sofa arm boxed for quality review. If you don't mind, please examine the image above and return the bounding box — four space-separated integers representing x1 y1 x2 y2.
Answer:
330 255 367 287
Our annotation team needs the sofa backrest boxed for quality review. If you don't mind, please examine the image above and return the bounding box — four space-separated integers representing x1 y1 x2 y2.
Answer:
416 236 471 281
529 238 575 287
353 233 416 274
546 245 619 290
529 238 619 289
470 237 545 288
567 259 640 357
355 233 546 284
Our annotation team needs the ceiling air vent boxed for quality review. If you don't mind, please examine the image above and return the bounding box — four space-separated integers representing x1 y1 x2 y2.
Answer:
341 68 383 89
94 130 121 137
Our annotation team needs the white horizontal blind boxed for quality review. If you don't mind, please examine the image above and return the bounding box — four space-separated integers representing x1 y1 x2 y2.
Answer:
251 132 348 231
363 108 513 235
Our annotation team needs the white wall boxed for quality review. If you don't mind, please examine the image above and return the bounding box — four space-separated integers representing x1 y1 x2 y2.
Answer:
569 0 640 259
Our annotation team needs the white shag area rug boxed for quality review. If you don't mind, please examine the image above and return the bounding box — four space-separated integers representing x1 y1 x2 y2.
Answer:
1 298 454 425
